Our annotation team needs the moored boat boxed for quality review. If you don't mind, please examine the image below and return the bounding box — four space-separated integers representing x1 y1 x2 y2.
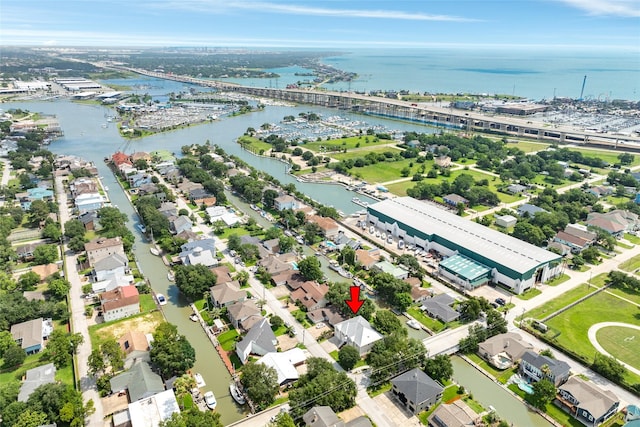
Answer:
150 247 160 256
229 382 246 405
194 373 206 388
156 293 167 305
407 319 421 330
189 313 198 322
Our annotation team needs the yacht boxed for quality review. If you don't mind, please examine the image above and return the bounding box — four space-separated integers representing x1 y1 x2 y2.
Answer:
229 383 246 405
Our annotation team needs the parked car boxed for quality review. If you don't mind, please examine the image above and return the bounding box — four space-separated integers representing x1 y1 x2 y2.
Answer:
495 297 506 306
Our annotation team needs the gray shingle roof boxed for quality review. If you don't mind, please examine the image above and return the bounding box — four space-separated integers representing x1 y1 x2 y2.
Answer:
109 360 164 402
391 368 443 405
521 350 571 378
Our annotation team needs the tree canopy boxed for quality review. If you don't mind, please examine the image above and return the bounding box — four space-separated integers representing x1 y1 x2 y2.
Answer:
240 362 279 411
150 322 196 379
174 264 217 300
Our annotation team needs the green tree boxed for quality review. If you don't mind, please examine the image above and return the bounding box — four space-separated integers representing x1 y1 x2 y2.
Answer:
530 379 556 409
47 278 71 300
338 345 360 371
1 401 28 427
372 310 406 336
486 309 508 337
18 271 40 291
338 245 356 266
592 354 626 383
101 338 125 373
174 264 217 300
269 412 296 427
150 322 196 378
367 334 426 385
42 222 62 241
270 315 284 330
29 200 50 225
160 408 222 427
298 256 323 281
2 345 26 368
240 362 279 410
68 235 87 253
0 330 17 357
424 354 453 382
32 244 58 265
278 235 295 253
88 349 106 376
13 409 49 427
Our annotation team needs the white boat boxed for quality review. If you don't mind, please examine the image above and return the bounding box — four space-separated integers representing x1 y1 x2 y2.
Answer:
167 271 175 281
204 391 217 410
156 293 167 305
194 373 206 388
229 383 246 405
150 247 160 256
189 313 198 322
407 319 422 330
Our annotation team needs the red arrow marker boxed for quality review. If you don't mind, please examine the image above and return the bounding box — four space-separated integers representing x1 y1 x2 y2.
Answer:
345 286 364 314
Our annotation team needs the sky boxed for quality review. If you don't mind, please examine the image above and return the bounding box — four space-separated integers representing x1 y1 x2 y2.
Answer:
0 0 639 50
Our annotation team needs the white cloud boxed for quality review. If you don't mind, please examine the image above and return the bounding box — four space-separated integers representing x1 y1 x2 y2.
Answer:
155 0 476 22
556 0 640 17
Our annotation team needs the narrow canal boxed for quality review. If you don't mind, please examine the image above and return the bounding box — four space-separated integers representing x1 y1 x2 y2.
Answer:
451 356 551 427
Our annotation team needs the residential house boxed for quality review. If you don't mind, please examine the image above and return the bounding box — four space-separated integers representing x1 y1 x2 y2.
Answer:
334 233 361 251
391 368 443 414
306 306 347 327
18 363 56 402
158 202 178 218
520 350 571 386
118 330 150 355
15 242 45 262
258 348 307 386
75 192 105 214
355 249 380 270
188 188 213 204
443 194 469 207
85 236 125 267
262 238 281 254
258 254 293 276
31 263 60 282
100 286 140 322
210 265 233 285
507 184 528 195
78 211 98 231
227 300 261 331
428 399 480 427
110 360 165 402
10 318 53 354
177 180 202 195
435 156 451 168
16 187 54 210
210 281 245 307
93 253 129 282
128 172 152 188
274 194 299 211
373 260 409 280
170 215 193 235
625 405 640 425
179 239 218 267
130 151 151 163
477 332 534 369
556 376 619 426
308 215 340 239
192 195 216 207
176 229 199 242
235 318 278 364
138 183 165 201
586 186 614 198
334 316 383 356
302 406 372 427
111 151 132 168
517 203 548 218
554 231 593 253
291 281 329 311
69 177 98 197
587 210 639 237
421 294 460 323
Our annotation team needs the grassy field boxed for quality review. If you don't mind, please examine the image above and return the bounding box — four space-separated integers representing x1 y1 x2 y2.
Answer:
625 233 640 245
526 285 594 320
506 141 551 153
347 158 419 183
407 307 445 332
607 284 640 305
218 329 239 352
619 254 640 272
516 288 542 300
566 147 640 167
596 326 640 370
301 136 393 152
237 136 272 153
544 292 640 384
546 274 570 286
331 146 405 162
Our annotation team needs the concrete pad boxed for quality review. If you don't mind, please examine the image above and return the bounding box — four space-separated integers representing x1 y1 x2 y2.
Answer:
373 392 422 427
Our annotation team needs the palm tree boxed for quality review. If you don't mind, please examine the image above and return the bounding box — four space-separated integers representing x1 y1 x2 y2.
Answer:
173 374 197 408
235 270 249 287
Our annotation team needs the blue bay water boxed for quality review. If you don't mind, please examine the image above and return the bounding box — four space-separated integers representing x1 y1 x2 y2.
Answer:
226 48 640 101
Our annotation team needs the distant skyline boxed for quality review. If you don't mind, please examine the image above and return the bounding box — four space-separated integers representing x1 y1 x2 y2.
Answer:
1 0 639 50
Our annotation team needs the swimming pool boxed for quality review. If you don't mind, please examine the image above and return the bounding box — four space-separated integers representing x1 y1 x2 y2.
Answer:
518 382 534 394
291 262 299 270
325 241 337 249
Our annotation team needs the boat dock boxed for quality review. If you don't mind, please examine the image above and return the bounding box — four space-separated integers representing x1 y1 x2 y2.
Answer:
189 304 236 376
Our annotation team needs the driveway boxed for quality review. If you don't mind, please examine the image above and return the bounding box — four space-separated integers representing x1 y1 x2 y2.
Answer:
372 392 422 427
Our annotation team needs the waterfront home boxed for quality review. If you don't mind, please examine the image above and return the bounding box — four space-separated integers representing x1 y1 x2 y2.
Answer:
78 211 98 231
179 239 217 267
556 376 619 426
428 399 480 427
111 151 132 168
334 316 383 356
227 300 261 331
100 286 140 322
128 172 152 188
520 350 571 386
70 177 99 197
421 293 460 323
85 236 125 267
169 215 193 235
209 265 233 285
110 360 165 402
372 260 409 280
391 368 443 415
18 363 56 402
355 248 380 270
307 215 340 239
258 254 293 276
306 306 347 327
258 348 306 386
477 332 533 370
236 318 278 364
10 317 53 354
291 281 329 311
302 406 372 427
158 202 178 218
93 253 129 282
118 330 150 356
210 281 245 307
274 194 299 211
75 192 105 214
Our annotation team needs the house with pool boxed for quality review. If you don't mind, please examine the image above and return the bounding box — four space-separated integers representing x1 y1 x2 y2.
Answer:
478 332 534 370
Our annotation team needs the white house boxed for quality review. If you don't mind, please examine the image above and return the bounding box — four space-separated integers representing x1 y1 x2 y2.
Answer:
334 316 383 356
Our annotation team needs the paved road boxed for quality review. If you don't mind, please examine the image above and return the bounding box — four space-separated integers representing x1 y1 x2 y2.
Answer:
55 175 105 426
0 157 11 187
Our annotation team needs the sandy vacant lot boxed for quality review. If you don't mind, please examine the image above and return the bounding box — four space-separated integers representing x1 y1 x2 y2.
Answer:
94 311 164 343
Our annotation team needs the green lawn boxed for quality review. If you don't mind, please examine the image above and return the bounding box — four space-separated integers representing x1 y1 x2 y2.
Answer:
349 158 420 183
596 325 640 370
291 310 312 328
302 136 392 152
367 381 392 398
544 292 640 383
566 147 640 167
619 254 640 272
526 285 594 320
546 274 570 286
218 329 239 352
407 307 445 332
442 384 461 403
216 227 250 239
606 284 640 305
331 147 407 162
139 293 157 312
237 136 272 153
516 288 542 300
506 141 550 153
625 233 640 245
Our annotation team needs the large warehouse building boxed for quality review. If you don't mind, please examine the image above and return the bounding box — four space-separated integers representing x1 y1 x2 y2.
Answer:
366 197 562 294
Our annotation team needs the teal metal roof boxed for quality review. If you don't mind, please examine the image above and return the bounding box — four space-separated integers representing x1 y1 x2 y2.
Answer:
440 254 491 282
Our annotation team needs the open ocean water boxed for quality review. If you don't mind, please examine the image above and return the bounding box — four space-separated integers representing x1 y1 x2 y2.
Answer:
227 48 640 102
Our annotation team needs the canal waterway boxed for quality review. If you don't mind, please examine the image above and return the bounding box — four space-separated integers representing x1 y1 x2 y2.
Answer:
451 356 550 427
